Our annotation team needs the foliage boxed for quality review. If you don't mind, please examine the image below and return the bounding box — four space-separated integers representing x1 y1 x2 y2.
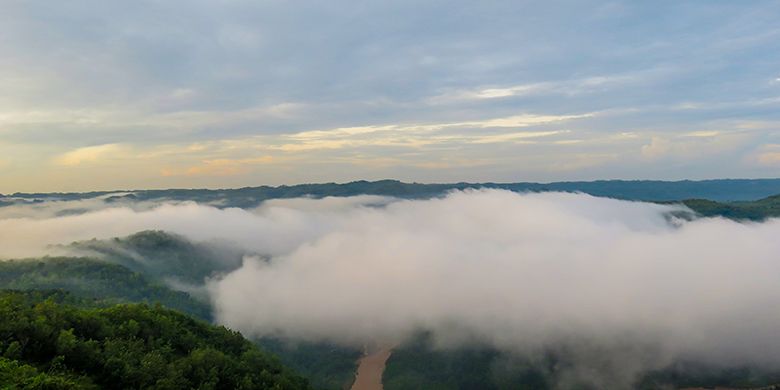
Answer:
637 361 780 389
0 356 97 389
69 230 244 284
258 338 361 390
0 257 212 321
383 336 548 390
0 291 311 389
384 334 780 390
680 194 780 221
0 253 355 389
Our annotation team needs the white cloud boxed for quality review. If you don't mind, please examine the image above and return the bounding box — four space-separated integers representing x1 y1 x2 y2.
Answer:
682 130 720 137
210 191 780 386
53 144 125 166
6 191 780 386
430 82 550 102
640 131 752 160
264 114 591 151
429 69 672 104
469 130 566 144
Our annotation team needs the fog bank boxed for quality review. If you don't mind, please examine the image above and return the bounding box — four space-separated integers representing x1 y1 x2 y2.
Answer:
4 189 780 386
0 195 391 258
207 191 780 385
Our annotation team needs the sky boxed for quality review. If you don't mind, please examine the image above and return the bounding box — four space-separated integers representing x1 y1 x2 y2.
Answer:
1 0 779 193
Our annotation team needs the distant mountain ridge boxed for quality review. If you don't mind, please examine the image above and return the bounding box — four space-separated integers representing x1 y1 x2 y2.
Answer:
5 178 780 206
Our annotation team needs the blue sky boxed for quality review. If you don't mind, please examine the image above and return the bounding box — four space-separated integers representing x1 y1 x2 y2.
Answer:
1 0 779 192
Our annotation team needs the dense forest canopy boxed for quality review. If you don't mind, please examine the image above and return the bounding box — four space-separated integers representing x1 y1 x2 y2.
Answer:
0 290 311 389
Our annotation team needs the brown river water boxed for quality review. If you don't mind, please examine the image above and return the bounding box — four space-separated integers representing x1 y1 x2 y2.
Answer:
350 348 392 390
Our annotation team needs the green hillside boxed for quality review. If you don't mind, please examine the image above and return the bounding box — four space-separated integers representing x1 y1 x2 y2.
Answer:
69 230 244 284
0 290 311 389
0 257 212 321
677 194 780 221
0 233 359 390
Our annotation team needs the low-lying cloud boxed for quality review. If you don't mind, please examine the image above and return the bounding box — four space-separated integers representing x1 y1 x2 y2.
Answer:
0 194 391 258
208 191 780 385
3 190 780 386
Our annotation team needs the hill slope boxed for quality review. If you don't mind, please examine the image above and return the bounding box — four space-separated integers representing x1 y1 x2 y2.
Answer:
0 290 311 389
0 256 212 321
681 194 780 221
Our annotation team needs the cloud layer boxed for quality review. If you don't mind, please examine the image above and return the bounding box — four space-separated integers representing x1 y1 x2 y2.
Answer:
207 192 780 352
4 190 780 386
0 194 392 258
207 191 780 385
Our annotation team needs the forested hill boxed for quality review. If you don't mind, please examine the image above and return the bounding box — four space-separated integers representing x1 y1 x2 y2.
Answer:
678 194 780 221
5 178 780 207
0 256 213 321
0 290 311 389
0 230 247 323
0 232 362 389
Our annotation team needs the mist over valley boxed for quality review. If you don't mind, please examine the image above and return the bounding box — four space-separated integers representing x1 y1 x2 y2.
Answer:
3 181 780 388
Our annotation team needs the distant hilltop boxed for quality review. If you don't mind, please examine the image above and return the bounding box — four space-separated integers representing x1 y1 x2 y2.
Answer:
5 178 780 206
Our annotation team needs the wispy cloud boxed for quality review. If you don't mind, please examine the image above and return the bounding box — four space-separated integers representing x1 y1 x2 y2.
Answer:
53 144 125 166
161 156 274 177
429 69 673 104
266 114 591 151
